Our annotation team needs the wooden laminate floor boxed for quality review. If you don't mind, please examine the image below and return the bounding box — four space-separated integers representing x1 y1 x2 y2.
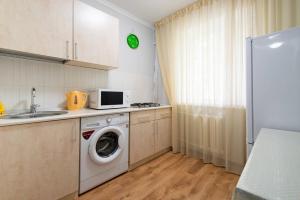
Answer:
79 152 239 200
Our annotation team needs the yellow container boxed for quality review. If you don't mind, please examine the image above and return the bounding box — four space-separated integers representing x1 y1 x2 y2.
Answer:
66 91 88 110
0 101 5 116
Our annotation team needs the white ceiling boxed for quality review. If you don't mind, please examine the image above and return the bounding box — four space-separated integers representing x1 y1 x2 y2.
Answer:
108 0 196 23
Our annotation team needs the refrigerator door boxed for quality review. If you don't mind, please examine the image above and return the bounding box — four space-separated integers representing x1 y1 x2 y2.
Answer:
250 27 300 146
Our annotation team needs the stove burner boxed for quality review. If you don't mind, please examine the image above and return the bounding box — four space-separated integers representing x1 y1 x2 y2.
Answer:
130 103 160 108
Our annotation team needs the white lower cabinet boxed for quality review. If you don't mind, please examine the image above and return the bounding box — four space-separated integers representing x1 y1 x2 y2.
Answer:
156 117 172 152
0 108 171 198
129 108 172 168
130 121 156 164
0 119 80 200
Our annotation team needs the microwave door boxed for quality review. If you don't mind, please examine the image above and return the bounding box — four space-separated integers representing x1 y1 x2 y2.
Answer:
101 91 124 108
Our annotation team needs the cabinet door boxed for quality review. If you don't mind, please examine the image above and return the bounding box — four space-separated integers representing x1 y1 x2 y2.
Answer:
156 118 172 152
0 119 79 200
74 0 119 68
0 0 73 59
130 121 155 165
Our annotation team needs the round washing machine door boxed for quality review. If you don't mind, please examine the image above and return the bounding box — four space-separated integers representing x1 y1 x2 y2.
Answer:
88 126 125 165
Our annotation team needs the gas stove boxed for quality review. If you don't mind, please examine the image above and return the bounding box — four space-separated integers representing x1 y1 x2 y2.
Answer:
130 103 160 108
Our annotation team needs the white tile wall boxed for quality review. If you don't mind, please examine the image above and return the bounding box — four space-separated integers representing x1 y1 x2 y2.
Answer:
0 55 107 111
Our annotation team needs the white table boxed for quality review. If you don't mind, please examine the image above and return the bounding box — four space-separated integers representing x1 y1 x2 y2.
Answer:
234 128 300 200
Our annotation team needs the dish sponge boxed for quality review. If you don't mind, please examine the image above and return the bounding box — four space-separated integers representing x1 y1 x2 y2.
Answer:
0 101 5 116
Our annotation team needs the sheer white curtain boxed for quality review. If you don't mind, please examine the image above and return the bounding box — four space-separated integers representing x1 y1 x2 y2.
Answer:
155 0 300 174
254 0 300 35
156 0 253 174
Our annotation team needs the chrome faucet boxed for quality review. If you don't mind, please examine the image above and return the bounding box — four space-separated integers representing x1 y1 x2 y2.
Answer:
30 87 40 113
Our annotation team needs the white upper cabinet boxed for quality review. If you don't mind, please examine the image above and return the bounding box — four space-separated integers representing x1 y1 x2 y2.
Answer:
68 0 119 69
0 0 73 59
0 0 119 70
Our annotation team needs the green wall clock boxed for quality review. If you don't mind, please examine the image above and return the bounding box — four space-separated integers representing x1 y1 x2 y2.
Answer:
127 34 139 49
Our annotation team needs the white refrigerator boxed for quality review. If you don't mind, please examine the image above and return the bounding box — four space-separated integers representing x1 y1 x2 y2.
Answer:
246 27 300 155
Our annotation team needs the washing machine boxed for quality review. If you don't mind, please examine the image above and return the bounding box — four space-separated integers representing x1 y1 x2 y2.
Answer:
80 113 129 194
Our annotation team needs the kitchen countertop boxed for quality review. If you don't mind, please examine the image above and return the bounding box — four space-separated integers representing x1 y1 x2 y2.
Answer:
233 128 300 200
0 105 172 127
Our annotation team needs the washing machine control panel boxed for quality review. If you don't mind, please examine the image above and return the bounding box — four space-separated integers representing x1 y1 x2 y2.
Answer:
81 113 129 130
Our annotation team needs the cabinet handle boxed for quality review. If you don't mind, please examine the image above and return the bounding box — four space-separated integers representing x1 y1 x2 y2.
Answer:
66 40 69 59
74 42 78 60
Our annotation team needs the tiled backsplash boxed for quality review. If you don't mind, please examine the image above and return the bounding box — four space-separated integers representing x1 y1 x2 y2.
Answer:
0 55 107 112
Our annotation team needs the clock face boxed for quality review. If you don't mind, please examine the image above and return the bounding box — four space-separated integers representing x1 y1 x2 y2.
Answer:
127 34 139 49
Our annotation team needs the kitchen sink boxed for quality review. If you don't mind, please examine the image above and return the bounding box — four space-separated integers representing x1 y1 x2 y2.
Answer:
3 111 68 119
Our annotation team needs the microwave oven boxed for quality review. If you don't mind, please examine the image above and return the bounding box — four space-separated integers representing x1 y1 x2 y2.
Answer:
89 89 130 110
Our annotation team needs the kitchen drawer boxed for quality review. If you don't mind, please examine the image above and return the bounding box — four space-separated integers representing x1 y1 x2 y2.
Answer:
156 108 172 120
130 110 156 125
